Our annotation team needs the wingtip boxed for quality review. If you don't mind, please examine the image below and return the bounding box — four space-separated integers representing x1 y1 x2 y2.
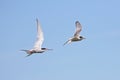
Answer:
25 54 32 57
63 40 71 46
63 42 67 46
75 21 80 24
36 18 38 22
20 49 26 51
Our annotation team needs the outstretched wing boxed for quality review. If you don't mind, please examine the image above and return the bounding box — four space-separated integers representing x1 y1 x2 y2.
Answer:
74 21 82 37
33 18 44 50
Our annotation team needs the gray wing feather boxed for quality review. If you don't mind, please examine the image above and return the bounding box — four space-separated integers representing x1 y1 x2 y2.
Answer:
74 21 82 37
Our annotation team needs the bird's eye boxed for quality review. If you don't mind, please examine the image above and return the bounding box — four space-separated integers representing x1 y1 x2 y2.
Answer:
80 36 83 38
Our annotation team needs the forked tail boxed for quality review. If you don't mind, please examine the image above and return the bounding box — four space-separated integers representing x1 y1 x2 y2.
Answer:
20 50 33 57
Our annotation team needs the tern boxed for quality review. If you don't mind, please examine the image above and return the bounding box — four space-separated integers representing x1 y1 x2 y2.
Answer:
21 18 52 56
64 21 85 45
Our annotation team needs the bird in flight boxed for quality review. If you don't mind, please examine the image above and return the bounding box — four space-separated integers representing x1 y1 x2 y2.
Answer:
21 18 52 56
64 21 85 45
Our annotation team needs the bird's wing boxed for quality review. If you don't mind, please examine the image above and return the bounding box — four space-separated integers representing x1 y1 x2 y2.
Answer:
74 21 82 37
33 18 44 50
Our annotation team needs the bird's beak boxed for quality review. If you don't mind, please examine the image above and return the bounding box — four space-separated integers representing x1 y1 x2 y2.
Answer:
83 37 86 39
47 49 53 50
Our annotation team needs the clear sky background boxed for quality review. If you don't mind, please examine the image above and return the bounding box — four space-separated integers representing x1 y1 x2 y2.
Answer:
0 0 120 80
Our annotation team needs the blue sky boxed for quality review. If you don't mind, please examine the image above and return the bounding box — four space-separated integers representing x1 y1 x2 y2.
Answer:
0 0 120 80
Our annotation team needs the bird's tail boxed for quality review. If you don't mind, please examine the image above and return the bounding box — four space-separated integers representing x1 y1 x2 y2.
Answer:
20 50 33 57
21 50 30 54
63 40 71 45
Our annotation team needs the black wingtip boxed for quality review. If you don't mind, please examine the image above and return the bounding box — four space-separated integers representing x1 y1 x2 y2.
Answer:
63 40 70 46
25 54 32 57
75 21 80 24
36 18 38 22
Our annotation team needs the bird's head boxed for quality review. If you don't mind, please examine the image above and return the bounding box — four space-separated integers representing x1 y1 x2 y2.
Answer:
79 36 86 39
41 48 53 51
